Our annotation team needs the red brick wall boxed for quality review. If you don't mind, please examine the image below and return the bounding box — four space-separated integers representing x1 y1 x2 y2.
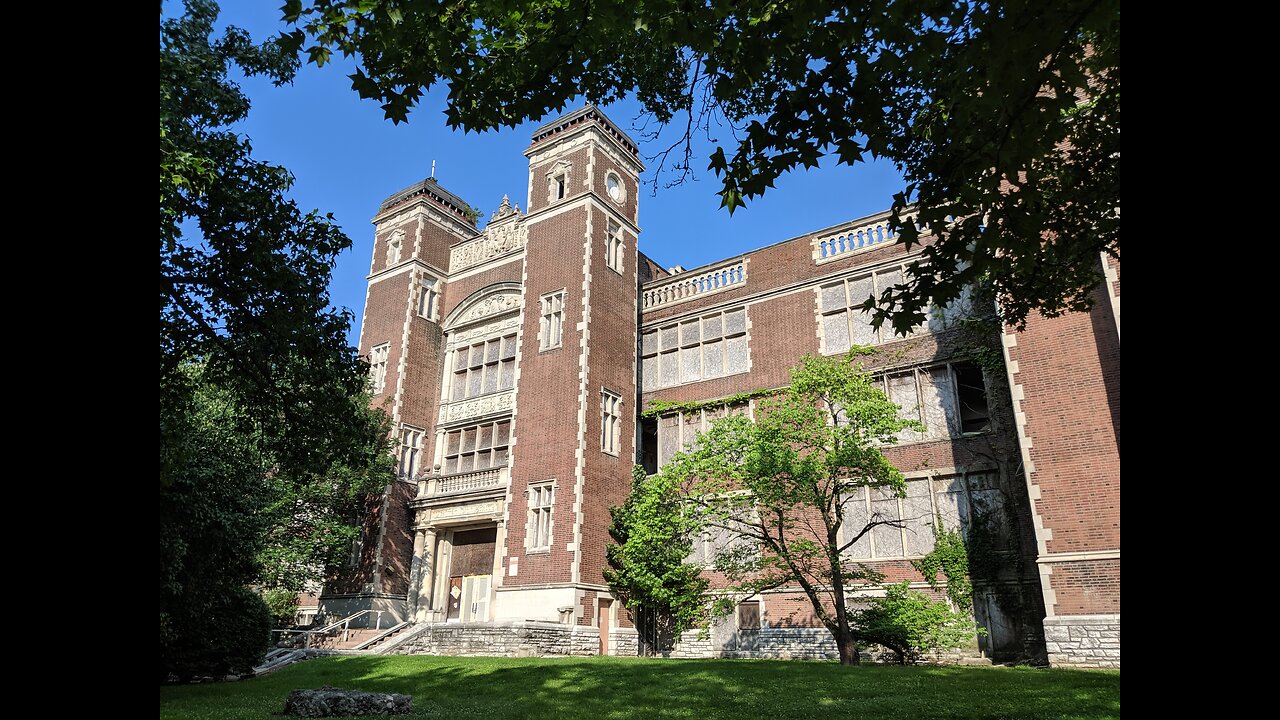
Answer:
578 199 640 588
377 480 417 595
1006 271 1120 616
505 204 590 586
1048 559 1120 615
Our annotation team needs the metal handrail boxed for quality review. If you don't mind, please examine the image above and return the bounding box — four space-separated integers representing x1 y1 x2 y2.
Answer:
271 609 386 648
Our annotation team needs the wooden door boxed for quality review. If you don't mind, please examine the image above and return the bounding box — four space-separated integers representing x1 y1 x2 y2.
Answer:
447 576 463 620
461 575 491 622
598 599 612 655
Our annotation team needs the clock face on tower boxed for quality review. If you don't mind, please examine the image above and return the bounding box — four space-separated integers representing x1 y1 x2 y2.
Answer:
606 173 623 204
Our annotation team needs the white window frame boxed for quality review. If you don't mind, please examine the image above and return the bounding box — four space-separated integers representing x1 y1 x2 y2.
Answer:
527 481 556 552
606 219 624 274
601 390 622 456
448 333 518 402
875 361 991 444
546 162 571 204
441 419 512 475
817 263 922 354
539 290 565 351
370 343 390 394
654 403 753 472
839 470 1000 561
398 425 424 481
418 275 441 321
386 230 404 267
641 307 749 390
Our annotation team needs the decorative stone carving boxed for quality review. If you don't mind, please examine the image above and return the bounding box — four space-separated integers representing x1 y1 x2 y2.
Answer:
449 210 527 273
442 389 514 423
449 315 520 346
429 498 504 521
452 293 521 327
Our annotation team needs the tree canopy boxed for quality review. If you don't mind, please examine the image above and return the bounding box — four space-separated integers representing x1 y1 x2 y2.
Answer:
604 466 710 654
282 0 1120 331
661 350 923 664
160 0 394 676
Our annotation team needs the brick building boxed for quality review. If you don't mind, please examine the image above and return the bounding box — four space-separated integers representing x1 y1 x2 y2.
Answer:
321 106 1120 667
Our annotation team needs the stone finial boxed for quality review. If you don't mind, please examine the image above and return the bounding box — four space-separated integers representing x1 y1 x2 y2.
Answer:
492 194 517 221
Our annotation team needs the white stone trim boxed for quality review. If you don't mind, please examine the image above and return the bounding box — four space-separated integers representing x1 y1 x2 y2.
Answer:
444 252 525 284
373 199 476 242
367 257 448 285
999 325 1057 615
640 251 923 330
1036 550 1120 564
570 203 594 584
1101 252 1119 341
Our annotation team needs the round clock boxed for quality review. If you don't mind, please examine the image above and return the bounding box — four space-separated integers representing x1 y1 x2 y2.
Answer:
606 173 624 203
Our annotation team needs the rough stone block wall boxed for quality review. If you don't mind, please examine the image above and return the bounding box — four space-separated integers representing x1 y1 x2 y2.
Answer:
1043 616 1119 668
393 621 599 657
610 627 639 657
661 628 982 664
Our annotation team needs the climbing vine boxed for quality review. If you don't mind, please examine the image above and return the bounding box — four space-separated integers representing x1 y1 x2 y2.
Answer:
640 387 779 419
913 517 974 611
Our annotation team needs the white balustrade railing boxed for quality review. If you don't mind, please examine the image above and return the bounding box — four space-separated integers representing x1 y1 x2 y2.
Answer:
641 258 746 310
420 467 506 497
812 212 895 263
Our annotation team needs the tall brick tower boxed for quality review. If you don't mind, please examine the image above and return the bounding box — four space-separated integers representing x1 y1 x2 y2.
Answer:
322 107 644 649
319 176 478 623
496 107 643 629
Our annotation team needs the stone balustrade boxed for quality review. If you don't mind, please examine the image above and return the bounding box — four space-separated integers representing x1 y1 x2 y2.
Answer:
641 258 746 310
418 467 506 498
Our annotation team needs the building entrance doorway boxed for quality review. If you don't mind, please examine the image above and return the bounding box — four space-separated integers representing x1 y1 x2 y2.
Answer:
445 526 497 622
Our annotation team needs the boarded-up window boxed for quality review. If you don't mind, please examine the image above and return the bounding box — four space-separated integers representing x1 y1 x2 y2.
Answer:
840 471 1002 560
818 266 923 354
655 403 750 471
640 307 750 391
875 362 989 443
738 601 761 630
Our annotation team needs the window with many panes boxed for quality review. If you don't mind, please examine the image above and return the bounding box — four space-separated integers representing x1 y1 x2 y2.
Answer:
370 343 390 394
818 265 918 353
641 308 748 390
653 404 750 471
527 482 555 550
606 220 624 274
540 291 564 350
418 276 440 321
877 361 990 443
688 512 759 567
449 334 517 401
601 390 622 455
441 420 511 474
839 471 1005 560
399 426 424 480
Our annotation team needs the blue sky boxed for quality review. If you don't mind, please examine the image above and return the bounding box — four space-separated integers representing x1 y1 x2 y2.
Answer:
214 1 906 346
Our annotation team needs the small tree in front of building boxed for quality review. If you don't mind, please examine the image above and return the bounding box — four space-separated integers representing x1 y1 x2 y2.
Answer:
661 349 930 665
604 466 710 654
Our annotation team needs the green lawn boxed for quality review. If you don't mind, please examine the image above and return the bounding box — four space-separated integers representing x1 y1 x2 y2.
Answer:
159 655 1119 720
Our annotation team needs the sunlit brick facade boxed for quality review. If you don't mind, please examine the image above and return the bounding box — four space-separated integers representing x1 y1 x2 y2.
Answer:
322 106 1119 667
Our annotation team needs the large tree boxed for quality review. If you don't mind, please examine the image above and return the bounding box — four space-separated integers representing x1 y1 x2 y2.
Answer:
160 0 392 676
603 466 710 654
659 350 923 665
282 0 1119 331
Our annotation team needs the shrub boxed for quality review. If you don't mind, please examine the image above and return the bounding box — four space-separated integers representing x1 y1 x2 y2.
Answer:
161 587 272 681
853 581 981 664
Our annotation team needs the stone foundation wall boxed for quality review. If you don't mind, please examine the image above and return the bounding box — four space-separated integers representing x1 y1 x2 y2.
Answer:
393 621 598 657
610 628 639 657
1043 615 1119 668
663 628 984 664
